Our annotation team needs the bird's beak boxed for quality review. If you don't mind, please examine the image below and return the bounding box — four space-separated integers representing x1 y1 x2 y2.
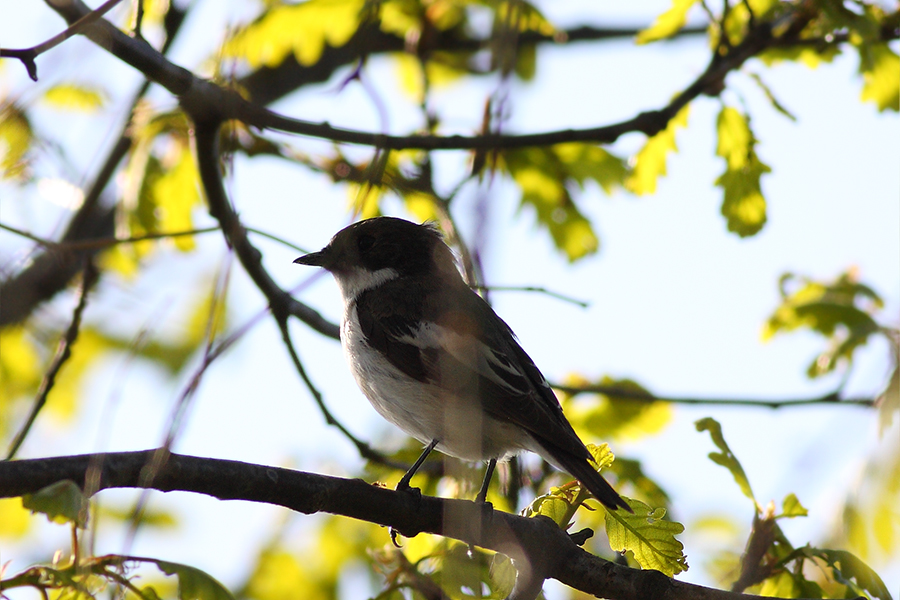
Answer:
294 249 328 267
293 247 330 268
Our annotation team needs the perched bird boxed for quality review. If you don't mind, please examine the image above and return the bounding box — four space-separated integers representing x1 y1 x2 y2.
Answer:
294 217 628 511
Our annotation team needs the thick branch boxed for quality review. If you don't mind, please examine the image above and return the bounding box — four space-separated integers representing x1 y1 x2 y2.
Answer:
0 451 822 600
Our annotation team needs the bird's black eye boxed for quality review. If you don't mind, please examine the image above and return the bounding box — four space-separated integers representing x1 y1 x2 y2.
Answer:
357 234 375 253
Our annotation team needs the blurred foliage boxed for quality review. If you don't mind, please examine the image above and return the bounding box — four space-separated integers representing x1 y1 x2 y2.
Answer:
696 417 894 600
763 269 889 378
1 0 897 598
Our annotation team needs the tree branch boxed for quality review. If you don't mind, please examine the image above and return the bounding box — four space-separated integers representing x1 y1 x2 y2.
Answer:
0 451 830 600
552 385 877 409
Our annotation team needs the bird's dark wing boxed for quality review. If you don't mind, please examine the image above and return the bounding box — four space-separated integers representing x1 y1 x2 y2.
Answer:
355 282 628 510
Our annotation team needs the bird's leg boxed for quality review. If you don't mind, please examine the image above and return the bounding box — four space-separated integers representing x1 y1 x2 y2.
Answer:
396 438 439 491
390 439 439 548
475 458 497 504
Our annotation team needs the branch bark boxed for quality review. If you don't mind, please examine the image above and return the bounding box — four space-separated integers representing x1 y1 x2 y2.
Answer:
0 451 825 600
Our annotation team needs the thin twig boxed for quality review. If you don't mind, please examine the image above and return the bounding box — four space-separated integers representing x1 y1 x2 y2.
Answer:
553 384 876 409
0 0 127 80
474 285 590 308
5 259 99 460
0 222 221 250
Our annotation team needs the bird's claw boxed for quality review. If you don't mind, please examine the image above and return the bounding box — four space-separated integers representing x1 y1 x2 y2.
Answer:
389 483 424 546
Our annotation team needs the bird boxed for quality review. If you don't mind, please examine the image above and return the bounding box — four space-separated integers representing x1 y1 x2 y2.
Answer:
294 216 629 512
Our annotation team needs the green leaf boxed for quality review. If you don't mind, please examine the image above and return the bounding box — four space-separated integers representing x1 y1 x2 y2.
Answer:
22 480 89 527
780 493 808 518
695 417 755 502
625 106 689 195
150 142 202 251
154 560 236 600
859 43 900 112
223 0 363 68
763 271 884 378
502 144 627 261
42 83 107 112
636 0 699 44
803 548 893 600
605 499 688 576
714 106 771 236
560 375 672 443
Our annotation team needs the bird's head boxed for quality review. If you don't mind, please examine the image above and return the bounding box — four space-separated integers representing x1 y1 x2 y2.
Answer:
294 217 460 300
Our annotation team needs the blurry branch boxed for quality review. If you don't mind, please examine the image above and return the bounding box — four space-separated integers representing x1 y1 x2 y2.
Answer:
239 24 710 106
45 0 856 152
4 260 99 460
0 222 221 251
0 0 126 81
553 384 878 409
0 3 189 329
0 450 828 600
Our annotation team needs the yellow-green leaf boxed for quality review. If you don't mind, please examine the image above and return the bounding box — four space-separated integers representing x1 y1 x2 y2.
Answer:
714 106 770 236
223 0 363 68
154 560 236 600
695 417 755 502
625 106 689 195
0 102 33 180
42 83 107 112
151 144 202 251
780 493 808 518
605 499 688 576
502 146 605 261
859 43 900 112
0 497 32 538
0 326 42 419
22 480 89 527
561 375 673 443
636 0 699 44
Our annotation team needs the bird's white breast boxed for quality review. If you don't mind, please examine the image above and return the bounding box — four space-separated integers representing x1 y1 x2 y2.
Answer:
340 303 531 462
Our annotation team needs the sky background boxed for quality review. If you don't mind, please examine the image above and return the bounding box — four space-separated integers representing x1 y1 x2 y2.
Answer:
1 1 898 597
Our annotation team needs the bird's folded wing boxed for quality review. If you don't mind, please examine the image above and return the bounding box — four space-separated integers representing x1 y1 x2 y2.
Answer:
356 292 591 461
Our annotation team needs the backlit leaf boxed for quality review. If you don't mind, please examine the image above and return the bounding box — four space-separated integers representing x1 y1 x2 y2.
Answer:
42 83 107 112
802 548 893 600
223 0 363 68
501 144 626 261
625 105 689 195
763 270 883 377
606 499 688 576
0 497 32 538
560 375 673 442
0 326 43 420
695 417 755 502
636 0 699 44
714 106 770 236
154 560 236 600
22 479 89 527
859 43 900 112
780 493 808 518
0 102 33 180
151 143 202 251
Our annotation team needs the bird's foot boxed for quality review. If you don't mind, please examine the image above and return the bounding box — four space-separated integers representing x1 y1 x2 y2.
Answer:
389 481 423 547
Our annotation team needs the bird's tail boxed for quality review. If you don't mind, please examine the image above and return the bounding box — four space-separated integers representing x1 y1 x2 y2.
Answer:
538 443 632 512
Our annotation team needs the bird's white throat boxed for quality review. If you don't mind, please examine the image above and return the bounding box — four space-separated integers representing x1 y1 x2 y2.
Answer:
333 266 399 303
